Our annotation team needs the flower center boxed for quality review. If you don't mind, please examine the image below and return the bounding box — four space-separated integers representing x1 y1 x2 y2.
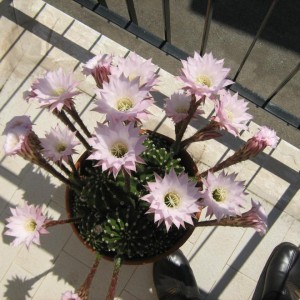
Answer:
175 105 188 114
55 142 67 152
111 141 128 158
196 75 212 87
212 187 228 202
25 219 37 232
225 109 234 121
116 97 134 111
164 191 181 208
52 88 65 96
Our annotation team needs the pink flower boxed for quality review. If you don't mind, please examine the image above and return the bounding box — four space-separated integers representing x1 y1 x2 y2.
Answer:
243 126 279 158
3 116 33 156
82 54 112 87
5 202 48 249
214 90 252 136
88 122 146 178
141 168 201 231
94 74 153 122
112 52 159 90
201 171 246 221
164 92 203 123
178 52 233 99
252 126 279 148
40 125 79 163
61 291 81 300
24 68 80 111
240 199 268 236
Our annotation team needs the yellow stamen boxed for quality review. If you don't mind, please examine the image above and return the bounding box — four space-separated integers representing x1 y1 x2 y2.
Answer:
25 219 37 232
196 75 212 87
111 142 128 158
55 142 67 152
116 97 134 111
164 191 181 208
52 88 65 96
212 187 228 202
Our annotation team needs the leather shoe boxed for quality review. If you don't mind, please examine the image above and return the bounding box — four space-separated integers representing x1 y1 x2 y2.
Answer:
252 242 300 300
153 249 201 300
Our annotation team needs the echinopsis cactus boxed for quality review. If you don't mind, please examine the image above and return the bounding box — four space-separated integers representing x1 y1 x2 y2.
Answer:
71 132 189 260
3 51 279 300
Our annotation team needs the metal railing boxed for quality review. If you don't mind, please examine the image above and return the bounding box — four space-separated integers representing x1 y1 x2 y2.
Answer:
73 0 300 129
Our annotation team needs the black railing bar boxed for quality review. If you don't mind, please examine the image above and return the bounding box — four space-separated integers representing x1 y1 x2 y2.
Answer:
200 0 215 56
264 102 300 129
94 4 130 28
73 0 98 10
97 0 108 9
125 0 138 24
263 62 300 106
162 0 171 43
233 0 279 81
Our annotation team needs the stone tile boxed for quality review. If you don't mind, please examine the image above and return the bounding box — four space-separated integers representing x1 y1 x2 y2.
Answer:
64 20 100 50
247 167 292 207
157 69 184 97
188 226 244 293
40 46 79 72
207 265 256 300
88 259 137 300
0 165 20 206
12 0 45 18
35 3 73 34
124 264 157 300
117 290 140 300
63 234 96 268
0 262 44 300
285 189 300 221
91 35 129 57
0 213 23 281
13 202 73 275
227 202 294 282
271 139 300 173
32 251 89 299
0 17 24 59
283 219 300 245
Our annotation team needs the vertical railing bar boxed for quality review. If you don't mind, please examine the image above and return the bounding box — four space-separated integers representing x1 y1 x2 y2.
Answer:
200 0 215 56
263 62 300 107
162 0 171 43
97 0 108 9
233 0 279 81
125 0 138 24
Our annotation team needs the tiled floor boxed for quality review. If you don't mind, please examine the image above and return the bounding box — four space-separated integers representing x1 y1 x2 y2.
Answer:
0 1 299 299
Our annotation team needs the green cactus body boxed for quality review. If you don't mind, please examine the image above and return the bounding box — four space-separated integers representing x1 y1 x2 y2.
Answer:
70 131 193 260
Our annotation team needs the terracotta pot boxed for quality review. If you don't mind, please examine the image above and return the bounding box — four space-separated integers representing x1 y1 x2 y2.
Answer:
65 131 199 265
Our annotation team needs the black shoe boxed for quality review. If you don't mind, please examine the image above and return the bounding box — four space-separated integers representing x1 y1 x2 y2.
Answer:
153 249 201 300
252 242 300 300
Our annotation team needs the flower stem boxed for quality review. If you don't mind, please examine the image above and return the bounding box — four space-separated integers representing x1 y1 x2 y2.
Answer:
172 94 200 154
180 121 222 149
44 216 82 228
52 109 91 150
55 161 71 176
105 257 122 300
77 254 102 300
65 104 92 138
